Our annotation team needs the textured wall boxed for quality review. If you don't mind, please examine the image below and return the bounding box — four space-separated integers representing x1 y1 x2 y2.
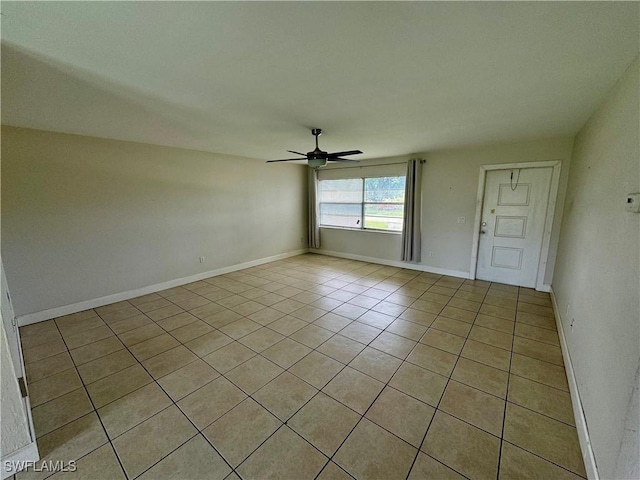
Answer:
1 127 308 316
553 57 639 478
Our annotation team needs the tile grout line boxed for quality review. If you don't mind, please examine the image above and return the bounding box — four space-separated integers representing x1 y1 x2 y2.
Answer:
217 270 450 476
494 286 520 480
96 306 238 480
80 308 195 480
28 268 454 464
40 321 568 476
403 278 489 480
500 437 588 479
51 299 234 479
217 302 411 477
316 324 416 479
47 317 130 480
28 303 530 418
224 261 428 476
21 256 572 480
24 283 561 389
22 266 555 377
500 287 587 479
79 259 408 478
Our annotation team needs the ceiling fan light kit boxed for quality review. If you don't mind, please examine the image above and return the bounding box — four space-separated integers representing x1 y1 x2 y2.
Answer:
308 158 327 168
267 128 363 168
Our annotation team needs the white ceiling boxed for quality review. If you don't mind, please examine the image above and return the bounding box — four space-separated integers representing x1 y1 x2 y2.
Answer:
2 2 638 161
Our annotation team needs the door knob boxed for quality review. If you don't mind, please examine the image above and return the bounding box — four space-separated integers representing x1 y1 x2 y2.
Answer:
480 221 487 234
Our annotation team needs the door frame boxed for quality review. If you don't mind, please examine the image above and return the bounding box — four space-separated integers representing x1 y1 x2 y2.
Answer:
469 160 562 291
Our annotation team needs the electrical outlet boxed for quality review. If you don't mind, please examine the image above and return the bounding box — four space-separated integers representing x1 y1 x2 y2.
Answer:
300 237 305 244
457 216 466 224
199 256 205 263
428 251 434 258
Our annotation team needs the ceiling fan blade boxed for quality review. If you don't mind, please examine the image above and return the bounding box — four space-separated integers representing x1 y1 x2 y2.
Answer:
266 158 307 163
329 158 360 162
327 150 363 157
287 150 308 157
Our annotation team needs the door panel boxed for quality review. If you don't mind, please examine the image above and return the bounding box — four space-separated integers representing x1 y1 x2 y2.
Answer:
494 216 527 238
476 168 552 287
497 182 531 205
491 246 523 269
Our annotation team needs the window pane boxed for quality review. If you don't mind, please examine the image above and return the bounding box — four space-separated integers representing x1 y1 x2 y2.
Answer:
319 179 363 203
320 203 362 228
364 176 406 203
364 204 404 231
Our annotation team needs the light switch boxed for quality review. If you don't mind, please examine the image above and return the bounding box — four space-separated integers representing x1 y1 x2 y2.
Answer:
626 193 640 213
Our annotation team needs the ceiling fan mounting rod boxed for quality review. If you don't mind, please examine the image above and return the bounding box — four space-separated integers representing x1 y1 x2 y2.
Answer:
311 128 322 150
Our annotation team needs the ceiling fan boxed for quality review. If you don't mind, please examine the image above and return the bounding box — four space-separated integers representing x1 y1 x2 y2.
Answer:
267 128 363 168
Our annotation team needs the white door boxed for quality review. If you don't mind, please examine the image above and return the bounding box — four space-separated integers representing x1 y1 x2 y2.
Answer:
476 167 552 288
1 260 39 478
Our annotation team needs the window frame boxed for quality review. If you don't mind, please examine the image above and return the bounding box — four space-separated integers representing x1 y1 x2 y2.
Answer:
318 175 406 233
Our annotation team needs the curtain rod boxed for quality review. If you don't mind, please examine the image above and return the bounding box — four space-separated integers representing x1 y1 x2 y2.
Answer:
324 159 424 170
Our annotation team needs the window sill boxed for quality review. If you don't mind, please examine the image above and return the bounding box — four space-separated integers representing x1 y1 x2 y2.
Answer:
319 226 402 235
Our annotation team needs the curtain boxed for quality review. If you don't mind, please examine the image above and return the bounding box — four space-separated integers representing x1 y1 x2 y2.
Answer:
401 159 423 262
308 168 320 249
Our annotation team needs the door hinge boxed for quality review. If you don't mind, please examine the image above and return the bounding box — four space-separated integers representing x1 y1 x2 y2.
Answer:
18 377 28 398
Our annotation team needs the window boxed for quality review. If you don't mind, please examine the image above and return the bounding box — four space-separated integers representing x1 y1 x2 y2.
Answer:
319 176 406 232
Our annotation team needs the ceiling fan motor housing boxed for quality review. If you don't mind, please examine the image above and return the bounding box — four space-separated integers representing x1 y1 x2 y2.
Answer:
308 148 327 158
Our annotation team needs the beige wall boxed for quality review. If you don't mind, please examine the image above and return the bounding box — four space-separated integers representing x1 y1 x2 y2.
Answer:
1 127 308 317
318 137 574 284
552 58 639 479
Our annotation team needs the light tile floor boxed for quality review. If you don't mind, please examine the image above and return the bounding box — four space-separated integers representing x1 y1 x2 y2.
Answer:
17 254 586 480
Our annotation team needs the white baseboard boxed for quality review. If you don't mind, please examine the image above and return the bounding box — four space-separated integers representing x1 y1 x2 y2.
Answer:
310 249 470 279
539 283 552 293
2 441 39 479
550 287 599 480
17 249 309 327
